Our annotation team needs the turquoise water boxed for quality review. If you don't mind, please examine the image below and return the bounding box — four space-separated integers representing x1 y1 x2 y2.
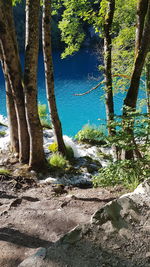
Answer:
0 50 146 136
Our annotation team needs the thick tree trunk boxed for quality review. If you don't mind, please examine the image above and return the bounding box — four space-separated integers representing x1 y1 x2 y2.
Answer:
103 0 115 137
123 0 150 159
0 45 19 154
42 0 66 156
0 0 29 163
24 0 46 170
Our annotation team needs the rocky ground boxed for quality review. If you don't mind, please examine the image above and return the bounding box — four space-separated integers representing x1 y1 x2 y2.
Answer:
0 124 149 267
0 172 125 267
18 179 150 267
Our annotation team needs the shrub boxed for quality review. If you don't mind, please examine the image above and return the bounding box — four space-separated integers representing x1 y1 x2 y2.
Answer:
92 159 150 190
48 142 74 160
48 142 58 153
49 153 68 169
38 104 52 129
75 124 106 144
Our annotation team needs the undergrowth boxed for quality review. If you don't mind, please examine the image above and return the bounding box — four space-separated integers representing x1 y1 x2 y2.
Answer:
75 124 106 144
92 159 150 190
49 152 69 169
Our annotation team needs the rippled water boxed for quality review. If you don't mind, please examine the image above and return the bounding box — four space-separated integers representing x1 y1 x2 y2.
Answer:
0 49 146 136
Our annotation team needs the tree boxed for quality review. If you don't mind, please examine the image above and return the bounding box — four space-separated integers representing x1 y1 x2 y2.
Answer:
0 0 29 163
0 44 19 154
103 0 115 136
42 0 67 156
123 0 150 159
24 0 46 170
59 0 116 136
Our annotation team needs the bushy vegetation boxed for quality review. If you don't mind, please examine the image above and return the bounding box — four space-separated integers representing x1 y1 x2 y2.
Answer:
48 142 74 160
75 124 106 145
48 142 58 153
49 152 68 169
92 159 150 190
38 104 52 129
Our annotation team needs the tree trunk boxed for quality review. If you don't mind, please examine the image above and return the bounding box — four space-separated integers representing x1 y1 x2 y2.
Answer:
0 44 19 154
42 0 66 156
0 0 29 163
123 0 150 159
103 0 115 137
135 0 148 57
145 54 150 115
24 0 46 170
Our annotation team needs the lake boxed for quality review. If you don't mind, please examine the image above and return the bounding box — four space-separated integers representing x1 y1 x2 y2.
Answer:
0 49 146 136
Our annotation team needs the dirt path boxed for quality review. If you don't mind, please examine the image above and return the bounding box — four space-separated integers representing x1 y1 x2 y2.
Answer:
0 178 123 267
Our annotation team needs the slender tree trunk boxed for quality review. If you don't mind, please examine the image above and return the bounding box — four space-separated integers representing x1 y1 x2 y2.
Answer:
0 0 29 163
123 0 150 159
145 54 150 115
24 0 46 170
42 0 66 156
103 0 115 137
135 0 148 57
0 44 19 154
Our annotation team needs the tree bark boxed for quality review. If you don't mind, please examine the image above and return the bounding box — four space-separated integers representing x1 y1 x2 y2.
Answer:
103 0 115 137
0 0 29 163
24 0 46 170
123 0 150 159
0 44 19 154
145 54 150 115
42 0 66 156
135 0 148 57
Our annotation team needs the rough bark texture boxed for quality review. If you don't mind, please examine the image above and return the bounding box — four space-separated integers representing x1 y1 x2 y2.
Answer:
145 54 150 115
103 0 115 136
0 44 19 154
135 0 148 57
24 0 46 170
123 0 150 159
0 0 29 162
42 0 66 156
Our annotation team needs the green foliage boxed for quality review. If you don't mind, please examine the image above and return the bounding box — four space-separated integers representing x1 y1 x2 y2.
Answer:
48 142 58 153
0 169 10 175
105 111 150 153
49 152 68 169
38 104 52 128
92 159 150 190
48 142 74 160
75 124 106 144
66 145 74 160
0 131 6 137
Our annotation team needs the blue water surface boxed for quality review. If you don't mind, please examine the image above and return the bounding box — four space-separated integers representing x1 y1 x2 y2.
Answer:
0 49 146 136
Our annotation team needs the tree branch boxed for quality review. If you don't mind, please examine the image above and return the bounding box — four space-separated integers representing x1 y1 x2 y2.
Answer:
74 80 104 96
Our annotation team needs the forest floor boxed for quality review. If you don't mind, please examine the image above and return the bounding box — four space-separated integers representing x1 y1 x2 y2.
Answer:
0 153 149 267
0 171 125 267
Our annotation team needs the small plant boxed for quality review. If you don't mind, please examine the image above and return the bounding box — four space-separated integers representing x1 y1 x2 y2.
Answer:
0 131 6 137
49 152 68 169
48 142 74 160
48 142 58 153
75 124 106 145
0 169 10 175
38 104 52 129
92 159 150 190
